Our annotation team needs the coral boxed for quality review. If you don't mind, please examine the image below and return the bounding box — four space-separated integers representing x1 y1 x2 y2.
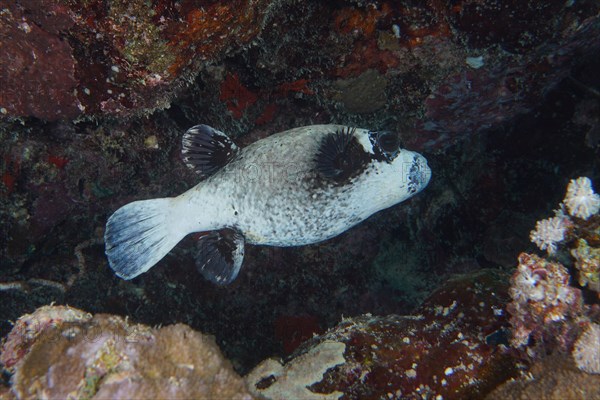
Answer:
564 177 600 220
246 341 346 400
571 239 600 294
529 216 569 254
1 2 600 395
247 270 520 399
572 322 600 374
486 354 600 400
0 305 92 373
412 2 600 151
507 177 600 373
449 1 563 52
507 253 583 349
525 177 600 297
0 306 253 399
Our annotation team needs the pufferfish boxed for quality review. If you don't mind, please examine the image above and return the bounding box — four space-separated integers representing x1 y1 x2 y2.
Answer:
104 124 431 284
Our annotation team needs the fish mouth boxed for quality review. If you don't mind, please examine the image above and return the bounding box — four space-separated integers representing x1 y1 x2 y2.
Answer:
407 154 431 194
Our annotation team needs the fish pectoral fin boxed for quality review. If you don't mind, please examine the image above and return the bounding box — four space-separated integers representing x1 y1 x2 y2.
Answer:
195 228 245 285
181 124 239 179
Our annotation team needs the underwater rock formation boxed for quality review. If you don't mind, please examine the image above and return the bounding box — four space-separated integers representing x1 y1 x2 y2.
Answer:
0 0 270 119
0 305 253 399
0 0 598 133
1 1 600 397
247 269 518 400
485 354 600 400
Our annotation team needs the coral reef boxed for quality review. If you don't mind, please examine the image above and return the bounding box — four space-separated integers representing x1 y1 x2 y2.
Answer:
507 177 600 375
529 216 570 254
247 270 519 400
0 305 92 373
0 305 253 399
411 1 600 151
1 1 600 397
507 252 583 350
0 0 597 132
485 354 600 400
0 0 271 119
528 177 600 297
572 239 600 293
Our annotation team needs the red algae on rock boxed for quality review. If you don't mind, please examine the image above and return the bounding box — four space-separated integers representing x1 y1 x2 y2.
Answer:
0 1 81 120
247 270 518 400
220 73 259 119
0 0 271 120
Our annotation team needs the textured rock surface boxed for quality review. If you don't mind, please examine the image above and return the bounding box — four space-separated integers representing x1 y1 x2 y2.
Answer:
0 305 253 399
0 0 271 119
247 270 519 400
486 354 600 400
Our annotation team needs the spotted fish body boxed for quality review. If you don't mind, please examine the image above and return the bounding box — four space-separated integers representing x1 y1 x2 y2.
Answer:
105 124 431 284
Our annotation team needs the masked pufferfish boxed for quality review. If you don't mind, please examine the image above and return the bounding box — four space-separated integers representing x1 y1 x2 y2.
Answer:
105 124 431 284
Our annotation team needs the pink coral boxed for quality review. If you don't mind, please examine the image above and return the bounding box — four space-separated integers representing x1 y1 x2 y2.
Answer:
507 253 583 349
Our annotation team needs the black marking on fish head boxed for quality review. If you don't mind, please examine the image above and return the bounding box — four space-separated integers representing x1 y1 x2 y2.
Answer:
368 130 402 162
314 127 371 185
182 124 239 180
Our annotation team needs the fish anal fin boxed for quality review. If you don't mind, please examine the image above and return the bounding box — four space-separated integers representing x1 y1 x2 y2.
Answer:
195 228 245 285
181 125 239 179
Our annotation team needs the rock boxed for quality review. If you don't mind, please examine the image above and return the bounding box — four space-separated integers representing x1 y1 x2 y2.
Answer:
247 270 519 400
0 0 271 119
486 354 600 400
0 305 253 399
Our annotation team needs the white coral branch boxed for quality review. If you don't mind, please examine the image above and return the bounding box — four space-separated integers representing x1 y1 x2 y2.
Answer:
530 216 567 254
564 177 600 220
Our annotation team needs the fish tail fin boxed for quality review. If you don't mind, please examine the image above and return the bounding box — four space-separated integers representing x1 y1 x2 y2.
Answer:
104 198 186 280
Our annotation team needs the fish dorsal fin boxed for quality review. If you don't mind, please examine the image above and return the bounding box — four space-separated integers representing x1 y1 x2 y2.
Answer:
315 127 370 182
182 125 239 179
195 228 245 285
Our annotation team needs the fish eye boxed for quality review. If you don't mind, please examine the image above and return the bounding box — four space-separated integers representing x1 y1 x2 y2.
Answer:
373 131 401 161
378 132 400 153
